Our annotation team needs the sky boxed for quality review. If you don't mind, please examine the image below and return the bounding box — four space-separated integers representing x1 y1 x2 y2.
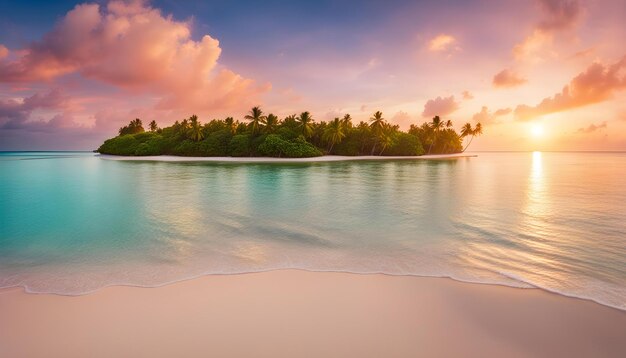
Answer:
0 0 625 151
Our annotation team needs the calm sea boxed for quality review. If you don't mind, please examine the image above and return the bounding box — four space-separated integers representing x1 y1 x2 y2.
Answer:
1 151 625 310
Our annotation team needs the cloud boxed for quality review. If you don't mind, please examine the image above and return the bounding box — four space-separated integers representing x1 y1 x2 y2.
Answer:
513 0 582 61
422 95 459 118
0 45 8 60
515 56 626 120
536 0 581 31
390 111 412 129
493 69 528 88
577 121 607 133
472 106 511 125
0 0 268 113
462 91 474 100
428 34 458 53
0 89 70 129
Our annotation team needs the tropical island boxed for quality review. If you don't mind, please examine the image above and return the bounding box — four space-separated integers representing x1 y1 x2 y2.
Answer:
97 107 482 158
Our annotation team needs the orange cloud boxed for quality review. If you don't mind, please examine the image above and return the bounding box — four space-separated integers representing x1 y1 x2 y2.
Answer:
472 106 511 125
422 95 459 118
493 69 528 88
0 45 8 60
0 0 268 113
462 91 474 100
577 121 607 133
515 56 626 120
428 34 457 53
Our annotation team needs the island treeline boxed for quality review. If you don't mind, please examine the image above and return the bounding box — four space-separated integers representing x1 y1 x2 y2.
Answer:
97 107 482 157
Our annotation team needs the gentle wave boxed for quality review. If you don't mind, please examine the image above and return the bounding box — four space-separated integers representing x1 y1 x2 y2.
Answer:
1 152 625 311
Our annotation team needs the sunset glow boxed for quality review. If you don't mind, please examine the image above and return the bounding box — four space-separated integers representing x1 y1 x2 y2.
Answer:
0 0 625 151
531 124 545 138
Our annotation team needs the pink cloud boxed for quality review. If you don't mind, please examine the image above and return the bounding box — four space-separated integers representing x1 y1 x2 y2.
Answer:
515 56 626 120
577 121 607 133
422 95 459 118
462 91 474 100
493 69 527 88
428 34 457 52
536 0 581 31
390 111 412 129
0 1 269 113
513 0 582 61
0 45 8 60
471 106 511 126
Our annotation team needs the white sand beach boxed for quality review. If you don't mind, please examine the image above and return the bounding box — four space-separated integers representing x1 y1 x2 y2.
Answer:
1 270 625 358
98 153 476 162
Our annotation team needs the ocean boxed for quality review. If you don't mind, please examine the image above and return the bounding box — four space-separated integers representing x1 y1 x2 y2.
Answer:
1 151 625 310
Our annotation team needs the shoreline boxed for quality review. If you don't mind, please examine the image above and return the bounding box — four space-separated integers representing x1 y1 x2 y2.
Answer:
97 152 476 163
1 268 623 313
1 270 625 357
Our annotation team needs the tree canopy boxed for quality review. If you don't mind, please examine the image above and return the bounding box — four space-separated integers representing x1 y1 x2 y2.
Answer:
98 107 481 158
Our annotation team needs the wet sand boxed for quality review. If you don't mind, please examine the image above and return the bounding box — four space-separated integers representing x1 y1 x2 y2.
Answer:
1 270 625 357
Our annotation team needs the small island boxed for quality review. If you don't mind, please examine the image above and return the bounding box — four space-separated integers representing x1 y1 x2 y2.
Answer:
97 107 482 158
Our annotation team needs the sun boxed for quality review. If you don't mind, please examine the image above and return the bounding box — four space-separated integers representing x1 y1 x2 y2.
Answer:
530 124 544 138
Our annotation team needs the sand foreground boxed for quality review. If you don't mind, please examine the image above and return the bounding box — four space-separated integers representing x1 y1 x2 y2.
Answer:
1 270 624 358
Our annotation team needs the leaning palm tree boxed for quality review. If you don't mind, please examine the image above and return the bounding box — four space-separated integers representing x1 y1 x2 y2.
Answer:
461 122 482 152
369 111 385 154
244 106 265 135
297 111 314 138
378 133 393 155
460 123 473 138
263 113 279 133
427 115 444 154
323 117 346 153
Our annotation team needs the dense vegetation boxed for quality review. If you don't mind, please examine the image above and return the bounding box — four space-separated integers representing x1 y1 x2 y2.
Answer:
98 107 482 157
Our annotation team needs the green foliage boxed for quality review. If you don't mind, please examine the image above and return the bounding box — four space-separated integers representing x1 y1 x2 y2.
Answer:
172 140 202 156
98 135 139 155
118 118 144 136
258 134 322 158
229 134 251 157
384 132 425 156
198 129 231 156
98 107 474 157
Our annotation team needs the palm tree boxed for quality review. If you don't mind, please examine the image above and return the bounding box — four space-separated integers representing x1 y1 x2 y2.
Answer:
149 120 158 132
369 111 385 154
341 114 353 129
378 133 393 155
188 115 204 141
224 117 237 135
427 115 444 154
297 111 314 138
461 122 483 152
283 114 297 126
323 117 346 153
263 113 279 133
244 106 265 135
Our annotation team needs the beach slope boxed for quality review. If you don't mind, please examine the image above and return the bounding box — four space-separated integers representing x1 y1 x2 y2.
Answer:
1 270 625 357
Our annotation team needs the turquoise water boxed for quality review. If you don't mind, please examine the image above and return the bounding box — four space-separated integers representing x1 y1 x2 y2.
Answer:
1 151 625 310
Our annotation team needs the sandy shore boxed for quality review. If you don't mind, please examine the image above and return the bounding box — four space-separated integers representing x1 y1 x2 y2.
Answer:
1 271 624 358
98 153 476 162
